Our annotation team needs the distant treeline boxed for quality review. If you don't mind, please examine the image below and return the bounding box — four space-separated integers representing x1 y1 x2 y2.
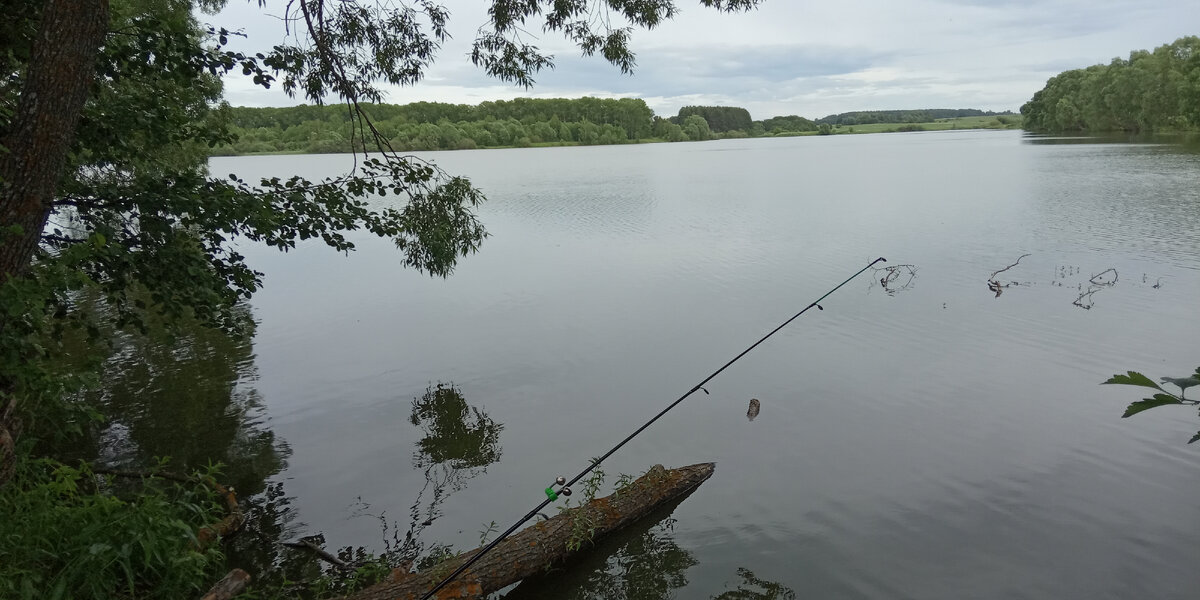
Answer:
220 97 655 154
1021 36 1200 133
816 109 1011 125
212 98 1013 155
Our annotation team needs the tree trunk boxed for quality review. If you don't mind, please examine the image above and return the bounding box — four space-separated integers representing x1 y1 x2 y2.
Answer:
0 0 109 485
342 462 715 600
0 0 108 280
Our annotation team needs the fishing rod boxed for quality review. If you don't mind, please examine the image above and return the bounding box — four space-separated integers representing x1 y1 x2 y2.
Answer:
419 256 887 599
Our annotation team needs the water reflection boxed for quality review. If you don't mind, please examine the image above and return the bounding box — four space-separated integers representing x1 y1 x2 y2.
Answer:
410 382 503 470
74 305 288 498
505 495 797 600
711 568 798 600
1022 132 1200 150
503 503 697 600
375 383 504 566
55 304 303 584
221 380 504 587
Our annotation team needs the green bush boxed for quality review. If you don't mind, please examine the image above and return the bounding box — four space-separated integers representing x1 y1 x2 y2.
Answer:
0 457 226 600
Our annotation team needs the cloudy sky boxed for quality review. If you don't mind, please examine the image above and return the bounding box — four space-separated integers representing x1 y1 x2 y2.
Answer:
213 0 1198 120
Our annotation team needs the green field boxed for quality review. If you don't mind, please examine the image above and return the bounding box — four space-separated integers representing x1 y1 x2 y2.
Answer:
833 114 1023 134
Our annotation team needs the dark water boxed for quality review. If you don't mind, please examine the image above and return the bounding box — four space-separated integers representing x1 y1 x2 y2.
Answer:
110 130 1200 598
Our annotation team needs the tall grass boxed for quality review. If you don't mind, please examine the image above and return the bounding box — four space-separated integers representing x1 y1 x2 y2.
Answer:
0 456 226 600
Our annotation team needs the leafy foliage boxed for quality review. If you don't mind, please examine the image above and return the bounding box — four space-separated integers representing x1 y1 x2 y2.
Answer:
676 106 753 132
1103 366 1200 442
217 97 655 153
468 0 763 87
759 114 817 133
1022 36 1200 133
0 458 225 600
1121 394 1184 418
711 568 797 600
1102 371 1166 392
0 0 762 597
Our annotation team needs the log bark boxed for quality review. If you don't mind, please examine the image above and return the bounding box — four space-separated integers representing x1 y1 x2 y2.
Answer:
343 462 716 600
199 568 250 600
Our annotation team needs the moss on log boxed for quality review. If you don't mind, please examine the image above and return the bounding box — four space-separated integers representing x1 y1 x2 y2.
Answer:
343 462 715 600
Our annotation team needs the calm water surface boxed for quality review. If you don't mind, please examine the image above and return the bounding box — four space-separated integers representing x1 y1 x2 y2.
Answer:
204 131 1200 598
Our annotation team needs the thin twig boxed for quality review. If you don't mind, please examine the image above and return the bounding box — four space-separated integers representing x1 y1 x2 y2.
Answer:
1089 268 1118 285
987 253 1031 297
989 253 1031 280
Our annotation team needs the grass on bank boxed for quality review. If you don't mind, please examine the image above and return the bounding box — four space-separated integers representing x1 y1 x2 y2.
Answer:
828 114 1024 134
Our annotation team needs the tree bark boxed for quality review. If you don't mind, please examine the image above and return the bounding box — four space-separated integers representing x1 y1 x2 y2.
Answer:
0 0 109 485
342 462 715 600
0 0 108 280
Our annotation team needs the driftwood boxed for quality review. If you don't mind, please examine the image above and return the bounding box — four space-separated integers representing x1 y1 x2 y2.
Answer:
342 462 716 600
987 253 1030 297
199 568 250 600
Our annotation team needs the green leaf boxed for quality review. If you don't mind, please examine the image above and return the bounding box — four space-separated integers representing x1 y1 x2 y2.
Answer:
1122 394 1183 418
1103 371 1165 391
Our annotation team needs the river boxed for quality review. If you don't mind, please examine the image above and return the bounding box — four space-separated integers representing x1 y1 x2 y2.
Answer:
126 130 1200 598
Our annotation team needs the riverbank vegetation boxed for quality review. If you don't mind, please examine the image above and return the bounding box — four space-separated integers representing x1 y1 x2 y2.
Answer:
0 0 770 598
1021 36 1200 133
214 101 1021 156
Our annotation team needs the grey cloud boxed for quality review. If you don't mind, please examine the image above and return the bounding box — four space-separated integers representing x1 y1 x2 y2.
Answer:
211 0 1197 120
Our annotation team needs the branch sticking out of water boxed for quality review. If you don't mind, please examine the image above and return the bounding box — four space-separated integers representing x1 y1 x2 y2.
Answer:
987 253 1031 297
1074 268 1119 310
873 264 918 296
1090 268 1118 286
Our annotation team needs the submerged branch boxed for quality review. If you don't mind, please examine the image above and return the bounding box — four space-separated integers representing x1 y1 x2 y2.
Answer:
987 253 1031 297
283 539 353 570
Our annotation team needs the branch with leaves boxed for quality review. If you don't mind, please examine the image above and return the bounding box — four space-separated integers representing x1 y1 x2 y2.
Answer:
1103 367 1200 443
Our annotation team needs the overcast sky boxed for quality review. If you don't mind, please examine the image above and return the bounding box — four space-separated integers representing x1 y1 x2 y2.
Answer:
212 0 1199 120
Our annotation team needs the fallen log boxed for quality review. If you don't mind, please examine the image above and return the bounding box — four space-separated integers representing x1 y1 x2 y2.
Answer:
198 568 250 600
502 484 700 599
342 462 716 600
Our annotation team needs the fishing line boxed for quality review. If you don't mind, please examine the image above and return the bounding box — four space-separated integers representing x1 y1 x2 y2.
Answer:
419 256 887 599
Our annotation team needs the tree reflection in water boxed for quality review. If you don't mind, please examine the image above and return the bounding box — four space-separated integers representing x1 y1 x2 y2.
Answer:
711 568 797 600
502 498 696 600
69 319 791 597
346 383 504 569
65 305 287 498
55 306 303 583
503 488 795 600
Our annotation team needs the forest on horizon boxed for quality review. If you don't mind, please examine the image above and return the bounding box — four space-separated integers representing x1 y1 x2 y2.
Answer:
214 34 1200 156
213 99 1019 156
1022 36 1200 133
